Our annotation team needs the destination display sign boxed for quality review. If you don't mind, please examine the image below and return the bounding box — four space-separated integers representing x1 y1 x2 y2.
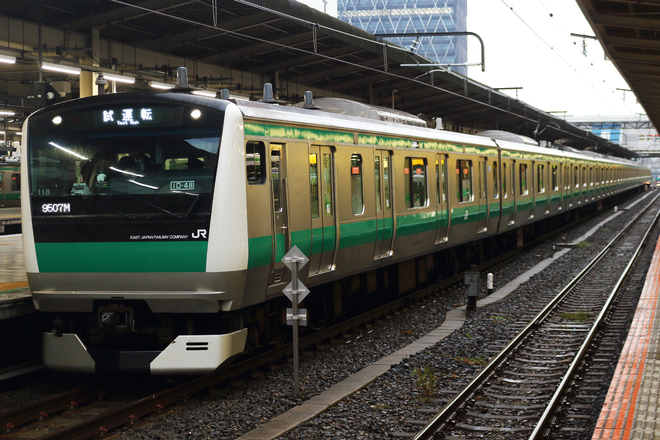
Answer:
92 106 184 128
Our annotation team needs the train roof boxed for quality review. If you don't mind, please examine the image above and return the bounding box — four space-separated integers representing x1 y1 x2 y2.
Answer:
25 90 646 170
234 98 645 168
235 98 496 148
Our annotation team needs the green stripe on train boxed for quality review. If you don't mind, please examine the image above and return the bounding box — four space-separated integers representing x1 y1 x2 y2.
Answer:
450 204 488 226
247 226 339 269
35 241 208 272
339 219 377 248
396 211 437 236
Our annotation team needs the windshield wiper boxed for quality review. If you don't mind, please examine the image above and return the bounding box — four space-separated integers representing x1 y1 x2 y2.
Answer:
130 196 183 219
184 188 206 219
112 207 137 220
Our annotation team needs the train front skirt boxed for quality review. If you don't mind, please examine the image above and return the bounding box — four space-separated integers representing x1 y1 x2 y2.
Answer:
42 329 248 374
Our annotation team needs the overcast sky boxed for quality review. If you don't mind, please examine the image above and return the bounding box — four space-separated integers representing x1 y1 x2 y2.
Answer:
466 0 646 118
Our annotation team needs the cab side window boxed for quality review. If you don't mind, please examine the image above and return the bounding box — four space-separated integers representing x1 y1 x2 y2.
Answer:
246 141 266 185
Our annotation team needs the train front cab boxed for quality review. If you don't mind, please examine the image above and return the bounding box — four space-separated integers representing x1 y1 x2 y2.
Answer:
25 95 250 375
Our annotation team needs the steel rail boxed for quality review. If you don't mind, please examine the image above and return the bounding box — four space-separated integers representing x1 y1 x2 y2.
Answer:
529 197 660 439
413 192 660 440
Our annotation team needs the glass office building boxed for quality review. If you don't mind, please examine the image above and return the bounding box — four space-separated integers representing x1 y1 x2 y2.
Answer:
337 0 467 75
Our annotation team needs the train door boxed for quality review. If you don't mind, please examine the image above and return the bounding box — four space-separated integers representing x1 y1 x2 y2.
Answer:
476 157 488 232
308 146 337 275
373 150 394 259
435 154 449 243
269 143 290 285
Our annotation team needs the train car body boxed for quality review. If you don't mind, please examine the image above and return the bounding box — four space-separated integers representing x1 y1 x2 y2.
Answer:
0 161 21 207
21 87 650 374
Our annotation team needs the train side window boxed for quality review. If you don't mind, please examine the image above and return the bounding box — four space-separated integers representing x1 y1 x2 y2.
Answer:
405 157 428 208
375 156 382 212
480 160 487 198
246 141 266 185
272 148 282 211
457 159 473 203
441 158 447 203
383 155 391 210
310 153 319 219
435 159 440 204
519 163 528 196
493 161 499 199
574 166 579 189
537 164 545 193
552 165 559 191
323 153 334 217
511 163 516 196
351 154 363 215
435 157 448 204
502 162 507 198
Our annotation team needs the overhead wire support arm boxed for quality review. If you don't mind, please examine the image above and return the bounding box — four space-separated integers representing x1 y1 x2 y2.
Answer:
374 31 486 72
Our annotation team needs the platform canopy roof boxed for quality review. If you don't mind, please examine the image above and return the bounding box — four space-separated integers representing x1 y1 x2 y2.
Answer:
0 0 651 158
576 0 660 136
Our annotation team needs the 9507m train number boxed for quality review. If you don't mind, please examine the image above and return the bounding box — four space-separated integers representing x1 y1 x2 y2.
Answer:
41 203 71 214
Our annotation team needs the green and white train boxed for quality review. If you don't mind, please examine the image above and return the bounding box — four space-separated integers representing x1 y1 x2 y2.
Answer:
0 160 20 208
22 72 650 374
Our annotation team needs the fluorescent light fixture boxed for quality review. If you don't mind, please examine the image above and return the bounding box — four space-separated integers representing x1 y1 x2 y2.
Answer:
103 73 135 84
149 81 174 90
42 61 81 75
192 89 217 98
0 110 15 116
0 54 16 64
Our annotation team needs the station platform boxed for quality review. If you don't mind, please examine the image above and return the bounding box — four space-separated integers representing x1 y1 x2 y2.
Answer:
0 233 32 319
592 235 660 439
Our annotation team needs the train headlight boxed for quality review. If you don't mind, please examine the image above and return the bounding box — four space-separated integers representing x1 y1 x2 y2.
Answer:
190 109 202 120
52 115 63 125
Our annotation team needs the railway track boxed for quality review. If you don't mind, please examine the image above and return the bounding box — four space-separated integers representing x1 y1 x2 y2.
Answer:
1 196 652 439
0 274 461 439
411 194 660 439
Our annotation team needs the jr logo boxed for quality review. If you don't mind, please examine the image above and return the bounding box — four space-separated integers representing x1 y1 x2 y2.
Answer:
192 229 208 239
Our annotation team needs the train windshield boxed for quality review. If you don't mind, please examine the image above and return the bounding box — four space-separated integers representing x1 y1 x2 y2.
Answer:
27 102 223 217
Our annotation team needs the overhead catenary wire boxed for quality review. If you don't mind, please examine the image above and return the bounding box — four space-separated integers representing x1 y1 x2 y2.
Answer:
104 0 620 145
497 0 639 114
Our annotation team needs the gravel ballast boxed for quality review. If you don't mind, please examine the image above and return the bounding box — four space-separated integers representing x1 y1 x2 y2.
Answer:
1 193 653 440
